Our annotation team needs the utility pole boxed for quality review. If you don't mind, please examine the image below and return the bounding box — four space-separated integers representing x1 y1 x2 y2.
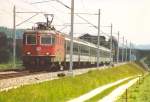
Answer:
134 45 137 61
129 42 132 62
117 31 120 63
132 44 135 61
121 36 124 62
69 0 74 75
134 44 137 61
13 6 16 68
97 9 101 67
125 40 128 62
110 24 113 65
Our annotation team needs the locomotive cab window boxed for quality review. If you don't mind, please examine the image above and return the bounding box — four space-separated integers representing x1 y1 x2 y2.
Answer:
41 35 55 45
26 34 36 45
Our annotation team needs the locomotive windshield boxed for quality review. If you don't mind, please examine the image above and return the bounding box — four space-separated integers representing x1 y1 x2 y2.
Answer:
41 35 55 44
26 34 36 44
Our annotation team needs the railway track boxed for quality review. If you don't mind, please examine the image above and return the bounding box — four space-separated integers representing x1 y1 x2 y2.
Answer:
0 62 126 80
0 64 102 80
0 71 29 80
0 69 50 80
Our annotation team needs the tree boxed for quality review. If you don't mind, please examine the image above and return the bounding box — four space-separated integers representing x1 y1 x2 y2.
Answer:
0 32 11 63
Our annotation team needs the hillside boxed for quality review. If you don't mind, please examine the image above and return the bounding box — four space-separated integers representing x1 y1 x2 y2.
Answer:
136 44 150 50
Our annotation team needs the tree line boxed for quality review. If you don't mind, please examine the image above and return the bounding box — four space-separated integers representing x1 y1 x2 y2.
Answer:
0 27 23 63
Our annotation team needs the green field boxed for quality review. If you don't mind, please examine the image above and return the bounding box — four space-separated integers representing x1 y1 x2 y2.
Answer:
117 73 150 102
0 63 146 102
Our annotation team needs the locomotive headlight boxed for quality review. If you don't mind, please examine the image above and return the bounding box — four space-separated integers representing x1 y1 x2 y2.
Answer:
46 52 49 55
27 52 31 55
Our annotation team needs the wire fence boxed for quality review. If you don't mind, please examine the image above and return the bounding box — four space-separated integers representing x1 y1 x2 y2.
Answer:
117 75 146 102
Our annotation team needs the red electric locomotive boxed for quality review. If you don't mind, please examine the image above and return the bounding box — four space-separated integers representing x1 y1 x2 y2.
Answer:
22 16 111 70
23 22 65 70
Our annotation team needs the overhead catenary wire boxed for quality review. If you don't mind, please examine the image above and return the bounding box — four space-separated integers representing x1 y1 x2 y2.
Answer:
23 0 71 30
28 0 116 44
24 1 73 31
30 0 51 4
32 0 124 43
30 0 110 36
16 13 39 26
0 5 35 25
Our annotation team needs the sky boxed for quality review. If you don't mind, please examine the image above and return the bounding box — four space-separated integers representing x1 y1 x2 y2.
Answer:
0 0 150 45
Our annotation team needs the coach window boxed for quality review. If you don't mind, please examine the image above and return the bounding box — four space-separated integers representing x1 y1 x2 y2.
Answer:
81 45 89 56
26 34 36 45
91 48 96 57
73 43 78 54
66 41 70 54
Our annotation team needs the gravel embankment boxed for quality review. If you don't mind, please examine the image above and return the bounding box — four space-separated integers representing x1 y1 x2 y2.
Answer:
0 63 126 92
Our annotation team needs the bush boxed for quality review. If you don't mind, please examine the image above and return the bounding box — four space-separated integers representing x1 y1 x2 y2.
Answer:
0 32 11 63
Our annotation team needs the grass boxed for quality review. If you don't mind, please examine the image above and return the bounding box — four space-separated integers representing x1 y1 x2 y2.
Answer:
0 62 146 102
117 73 150 102
0 60 23 70
85 78 134 102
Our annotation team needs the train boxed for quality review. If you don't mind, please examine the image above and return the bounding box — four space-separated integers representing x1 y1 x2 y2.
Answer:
22 22 111 71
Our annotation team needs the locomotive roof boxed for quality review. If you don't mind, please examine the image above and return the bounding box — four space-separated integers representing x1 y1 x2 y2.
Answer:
24 29 58 34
